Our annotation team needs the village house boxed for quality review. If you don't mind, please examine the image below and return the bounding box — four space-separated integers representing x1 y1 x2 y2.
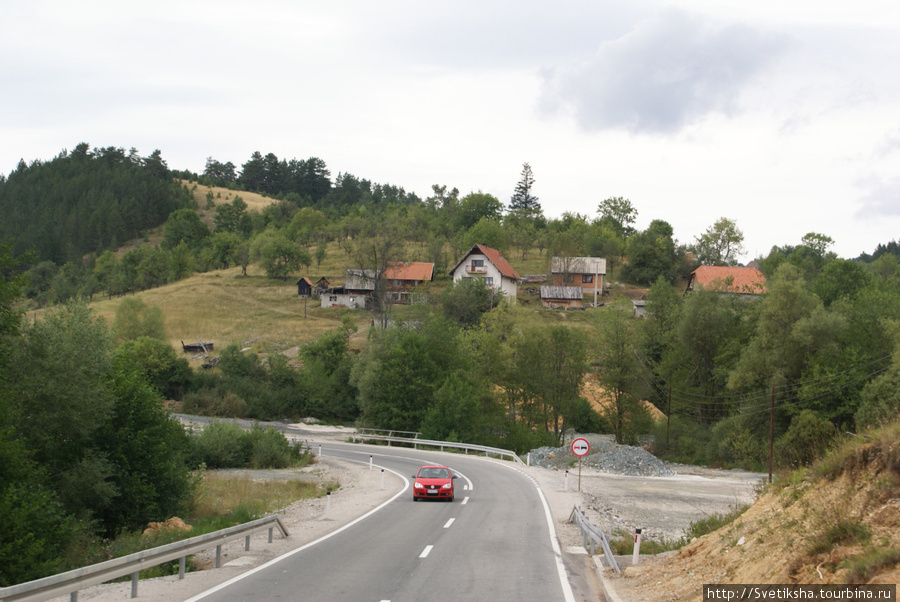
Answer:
320 262 435 309
383 261 434 304
448 244 520 303
549 256 607 305
685 265 768 299
320 269 375 309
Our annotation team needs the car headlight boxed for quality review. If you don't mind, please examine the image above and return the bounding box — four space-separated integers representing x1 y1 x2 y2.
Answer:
442 482 452 489
414 481 424 489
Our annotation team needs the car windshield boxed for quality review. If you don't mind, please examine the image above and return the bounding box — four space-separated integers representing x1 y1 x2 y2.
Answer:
419 468 450 479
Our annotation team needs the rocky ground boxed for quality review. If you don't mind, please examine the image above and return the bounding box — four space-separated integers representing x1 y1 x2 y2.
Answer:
48 429 764 601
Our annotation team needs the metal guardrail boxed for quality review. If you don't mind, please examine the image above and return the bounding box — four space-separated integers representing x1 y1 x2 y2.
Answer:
353 429 525 465
569 505 621 574
0 515 289 602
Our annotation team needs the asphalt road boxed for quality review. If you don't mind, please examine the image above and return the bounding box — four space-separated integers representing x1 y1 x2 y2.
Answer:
183 442 576 602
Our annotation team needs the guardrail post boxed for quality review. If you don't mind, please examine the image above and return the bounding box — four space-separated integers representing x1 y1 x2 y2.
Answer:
130 571 138 598
245 535 250 551
369 455 373 470
268 527 274 543
179 556 186 579
70 592 78 601
632 528 642 565
381 468 385 490
215 544 222 568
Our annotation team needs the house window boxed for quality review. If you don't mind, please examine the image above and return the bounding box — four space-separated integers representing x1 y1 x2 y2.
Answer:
582 274 593 283
329 296 337 302
472 259 484 267
485 277 494 285
564 274 574 283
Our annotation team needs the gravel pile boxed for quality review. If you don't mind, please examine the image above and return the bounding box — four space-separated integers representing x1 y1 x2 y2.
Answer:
527 434 676 477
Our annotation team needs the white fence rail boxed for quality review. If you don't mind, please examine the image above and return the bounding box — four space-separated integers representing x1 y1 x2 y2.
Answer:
0 516 289 602
569 505 621 573
353 429 525 465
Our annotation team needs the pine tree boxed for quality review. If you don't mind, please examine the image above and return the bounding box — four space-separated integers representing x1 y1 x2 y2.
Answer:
508 162 541 218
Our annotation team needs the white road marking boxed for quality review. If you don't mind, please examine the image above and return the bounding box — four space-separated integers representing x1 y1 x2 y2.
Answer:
184 463 409 602
420 545 433 558
462 497 469 505
443 518 455 528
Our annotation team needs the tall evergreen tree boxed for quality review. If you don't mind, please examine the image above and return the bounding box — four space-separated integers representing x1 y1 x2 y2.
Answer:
508 162 541 219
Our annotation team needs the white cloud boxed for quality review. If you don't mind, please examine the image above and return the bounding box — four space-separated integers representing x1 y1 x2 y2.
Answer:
539 8 789 134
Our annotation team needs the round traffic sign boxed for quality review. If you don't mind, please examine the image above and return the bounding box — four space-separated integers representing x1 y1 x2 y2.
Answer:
571 437 590 457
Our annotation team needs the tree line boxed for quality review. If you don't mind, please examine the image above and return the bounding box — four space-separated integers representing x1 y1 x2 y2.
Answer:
0 144 191 265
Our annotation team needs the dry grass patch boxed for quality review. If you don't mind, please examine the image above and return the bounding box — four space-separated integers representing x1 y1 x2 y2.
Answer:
193 472 334 519
87 267 370 362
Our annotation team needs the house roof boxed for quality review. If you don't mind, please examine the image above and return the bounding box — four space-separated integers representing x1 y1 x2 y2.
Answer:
687 266 767 295
384 261 434 282
540 286 583 300
449 244 521 281
549 257 607 275
345 269 376 291
296 277 313 286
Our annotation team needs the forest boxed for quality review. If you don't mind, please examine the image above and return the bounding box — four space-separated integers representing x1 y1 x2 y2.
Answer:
2 143 900 586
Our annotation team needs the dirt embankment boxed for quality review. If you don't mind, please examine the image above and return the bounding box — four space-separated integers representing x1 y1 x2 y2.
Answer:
608 435 900 601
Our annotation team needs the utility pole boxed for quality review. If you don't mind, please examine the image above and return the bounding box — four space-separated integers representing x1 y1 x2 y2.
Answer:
769 384 775 484
667 385 672 449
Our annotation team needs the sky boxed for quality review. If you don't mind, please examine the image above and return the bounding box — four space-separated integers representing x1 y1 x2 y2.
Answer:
3 0 900 262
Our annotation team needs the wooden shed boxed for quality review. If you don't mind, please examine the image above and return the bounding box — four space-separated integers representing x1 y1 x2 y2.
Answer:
297 277 313 298
540 286 584 309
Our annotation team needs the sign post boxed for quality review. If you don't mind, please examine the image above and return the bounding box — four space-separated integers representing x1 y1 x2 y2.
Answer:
570 437 590 492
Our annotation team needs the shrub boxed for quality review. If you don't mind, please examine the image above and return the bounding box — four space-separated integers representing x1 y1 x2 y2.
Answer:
247 424 303 469
190 421 307 469
855 364 900 430
775 410 837 469
190 421 251 468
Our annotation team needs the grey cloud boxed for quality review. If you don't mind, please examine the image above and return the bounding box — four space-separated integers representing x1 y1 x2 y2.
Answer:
540 8 788 134
856 175 900 218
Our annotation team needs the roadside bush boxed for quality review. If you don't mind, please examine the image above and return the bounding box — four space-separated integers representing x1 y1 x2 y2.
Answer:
711 415 765 469
190 421 305 469
775 410 837 468
855 364 900 430
567 398 605 434
247 424 304 469
651 415 714 465
191 421 252 468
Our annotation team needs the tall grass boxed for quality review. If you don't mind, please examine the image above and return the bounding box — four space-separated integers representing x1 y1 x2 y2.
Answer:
93 471 333 579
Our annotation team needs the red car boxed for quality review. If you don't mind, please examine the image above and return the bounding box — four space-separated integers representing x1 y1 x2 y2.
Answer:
412 465 456 502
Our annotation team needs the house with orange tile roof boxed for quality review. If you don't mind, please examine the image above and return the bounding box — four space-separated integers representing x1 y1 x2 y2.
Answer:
320 263 435 308
383 261 434 304
448 244 521 302
685 266 768 298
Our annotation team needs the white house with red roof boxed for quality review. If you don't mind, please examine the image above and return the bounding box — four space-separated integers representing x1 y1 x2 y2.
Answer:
448 244 521 302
